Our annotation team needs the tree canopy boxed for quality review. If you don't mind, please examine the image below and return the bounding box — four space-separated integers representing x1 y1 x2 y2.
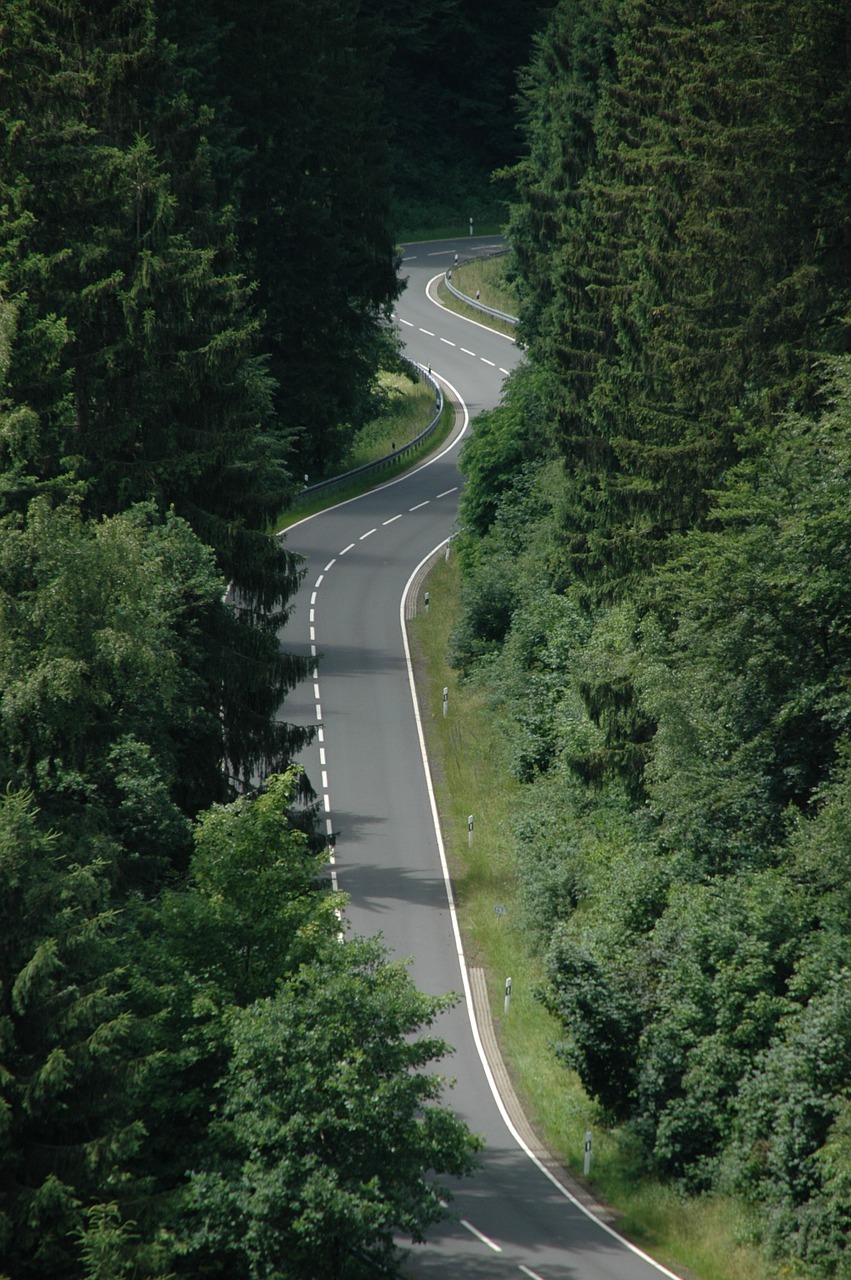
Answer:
454 1 851 1272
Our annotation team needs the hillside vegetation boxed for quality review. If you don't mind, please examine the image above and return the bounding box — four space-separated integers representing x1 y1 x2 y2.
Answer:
454 1 851 1273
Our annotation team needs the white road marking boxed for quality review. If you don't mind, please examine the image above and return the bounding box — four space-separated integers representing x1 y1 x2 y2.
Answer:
317 727 324 743
319 747 326 766
440 337 456 346
340 542 355 555
321 771 328 790
500 367 511 375
310 592 317 605
359 527 376 540
461 1221 502 1253
427 250 454 256
383 514 402 525
311 644 316 657
419 328 435 336
437 487 458 498
313 668 319 679
401 256 417 261
310 627 315 643
315 574 324 587
409 501 429 511
481 357 495 367
461 347 475 356
326 818 333 836
519 1267 547 1280
399 317 414 327
324 559 336 571
309 609 315 623
315 703 322 721
323 793 331 813
313 683 321 699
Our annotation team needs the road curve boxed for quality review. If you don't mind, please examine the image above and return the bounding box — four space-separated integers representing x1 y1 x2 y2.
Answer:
280 238 681 1280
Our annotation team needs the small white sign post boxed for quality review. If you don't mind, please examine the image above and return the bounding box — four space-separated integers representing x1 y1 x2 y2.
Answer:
504 977 512 1016
468 814 474 845
584 1131 592 1176
442 687 448 717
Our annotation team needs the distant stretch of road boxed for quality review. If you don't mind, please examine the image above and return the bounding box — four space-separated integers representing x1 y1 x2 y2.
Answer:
280 238 681 1280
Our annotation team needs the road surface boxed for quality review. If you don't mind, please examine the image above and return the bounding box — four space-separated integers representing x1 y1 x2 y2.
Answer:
280 237 681 1280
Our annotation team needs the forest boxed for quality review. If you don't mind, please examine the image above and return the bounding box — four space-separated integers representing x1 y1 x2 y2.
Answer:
454 0 851 1273
4 0 848 1275
0 1 525 1275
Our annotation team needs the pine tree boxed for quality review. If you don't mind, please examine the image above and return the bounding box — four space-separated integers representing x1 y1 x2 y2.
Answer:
0 0 311 796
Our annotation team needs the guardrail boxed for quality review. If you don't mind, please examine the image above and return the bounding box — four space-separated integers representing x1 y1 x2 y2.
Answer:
444 253 519 326
293 360 443 506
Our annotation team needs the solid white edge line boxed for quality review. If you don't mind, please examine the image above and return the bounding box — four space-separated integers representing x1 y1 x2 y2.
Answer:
281 371 469 534
425 271 517 343
399 514 683 1280
460 1220 501 1253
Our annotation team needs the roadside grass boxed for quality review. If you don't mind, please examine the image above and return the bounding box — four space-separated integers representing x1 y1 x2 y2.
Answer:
450 256 519 318
436 278 517 339
343 372 436 469
408 552 793 1280
274 374 453 533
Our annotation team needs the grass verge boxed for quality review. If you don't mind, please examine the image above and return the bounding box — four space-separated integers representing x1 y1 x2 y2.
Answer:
437 278 517 340
451 256 519 318
274 376 454 534
408 552 794 1280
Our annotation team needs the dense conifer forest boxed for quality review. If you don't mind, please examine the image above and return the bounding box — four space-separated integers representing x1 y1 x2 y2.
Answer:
4 0 850 1275
455 0 851 1272
0 3 487 1276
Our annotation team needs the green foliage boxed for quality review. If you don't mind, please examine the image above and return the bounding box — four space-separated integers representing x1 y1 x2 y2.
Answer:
184 940 480 1279
0 789 152 1280
453 0 851 1266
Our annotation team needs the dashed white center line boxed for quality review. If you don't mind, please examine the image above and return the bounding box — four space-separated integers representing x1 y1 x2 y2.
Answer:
321 771 328 790
383 514 402 525
481 357 495 367
319 747 326 766
460 1221 502 1253
437 487 458 498
313 683 321 700
315 574 324 587
340 542 355 555
440 337 456 346
359 527 377 540
461 347 475 356
519 1267 546 1280
324 559 336 571
399 317 414 326
419 328 435 336
323 794 331 813
315 703 322 721
310 592 317 605
500 367 511 375
409 501 429 511
309 608 315 623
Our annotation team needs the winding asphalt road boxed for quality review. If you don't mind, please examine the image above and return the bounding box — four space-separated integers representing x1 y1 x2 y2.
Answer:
280 238 682 1280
